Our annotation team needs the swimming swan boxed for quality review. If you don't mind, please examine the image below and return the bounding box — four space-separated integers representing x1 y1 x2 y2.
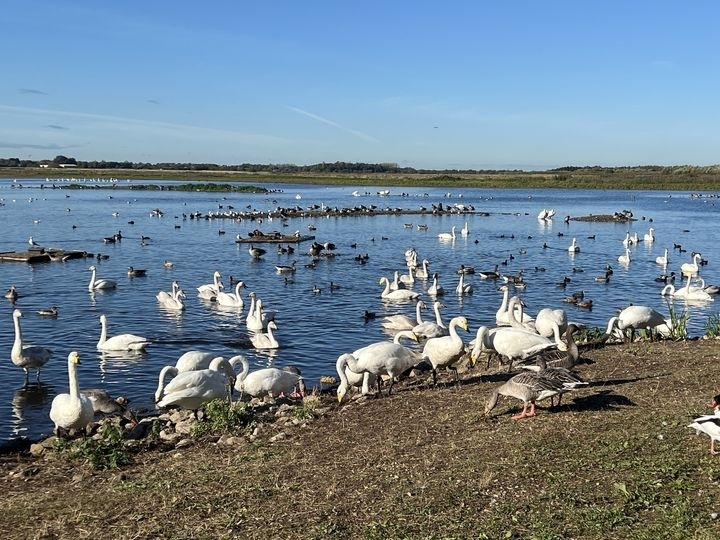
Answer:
379 277 421 301
437 226 456 241
215 280 246 308
97 314 150 352
49 351 94 434
88 265 117 291
197 270 223 300
250 320 280 349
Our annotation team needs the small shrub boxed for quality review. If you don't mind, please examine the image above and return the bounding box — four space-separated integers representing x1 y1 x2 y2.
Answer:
55 422 132 470
192 399 255 438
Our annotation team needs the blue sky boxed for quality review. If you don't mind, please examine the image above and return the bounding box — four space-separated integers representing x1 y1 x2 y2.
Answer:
2 1 719 170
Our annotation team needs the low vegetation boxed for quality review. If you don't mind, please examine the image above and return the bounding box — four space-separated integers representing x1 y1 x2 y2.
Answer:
1 338 720 539
4 164 720 191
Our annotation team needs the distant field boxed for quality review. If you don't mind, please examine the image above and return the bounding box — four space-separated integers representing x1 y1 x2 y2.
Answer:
2 165 720 191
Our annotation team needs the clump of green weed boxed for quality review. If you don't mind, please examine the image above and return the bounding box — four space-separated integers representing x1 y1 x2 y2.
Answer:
666 305 689 340
704 312 720 338
54 422 132 470
192 399 256 438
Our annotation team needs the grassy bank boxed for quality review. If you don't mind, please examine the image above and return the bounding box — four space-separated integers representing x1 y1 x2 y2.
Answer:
1 339 720 539
3 165 720 191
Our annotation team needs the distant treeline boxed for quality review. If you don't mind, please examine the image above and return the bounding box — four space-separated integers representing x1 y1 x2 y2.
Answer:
2 155 719 177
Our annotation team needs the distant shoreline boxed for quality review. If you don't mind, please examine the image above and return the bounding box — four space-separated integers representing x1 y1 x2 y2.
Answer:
2 166 720 191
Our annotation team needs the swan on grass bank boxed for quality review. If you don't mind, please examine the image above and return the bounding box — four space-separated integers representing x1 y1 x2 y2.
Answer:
154 351 236 402
603 305 668 342
88 265 117 291
156 356 236 410
11 308 53 384
49 351 94 434
336 330 421 401
233 356 305 399
97 314 151 352
421 315 469 386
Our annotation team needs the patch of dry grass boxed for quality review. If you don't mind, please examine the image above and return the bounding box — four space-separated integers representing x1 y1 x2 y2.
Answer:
2 340 720 539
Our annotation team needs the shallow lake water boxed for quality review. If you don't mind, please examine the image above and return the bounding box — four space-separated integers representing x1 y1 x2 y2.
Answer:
0 176 718 443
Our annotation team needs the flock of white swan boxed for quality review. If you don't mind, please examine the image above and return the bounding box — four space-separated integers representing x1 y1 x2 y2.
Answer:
6 214 718 438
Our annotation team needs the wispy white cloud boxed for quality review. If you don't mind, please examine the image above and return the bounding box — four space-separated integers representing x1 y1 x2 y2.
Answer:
0 105 287 144
285 106 379 143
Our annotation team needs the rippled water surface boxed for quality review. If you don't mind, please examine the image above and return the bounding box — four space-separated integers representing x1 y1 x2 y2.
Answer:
1 177 718 443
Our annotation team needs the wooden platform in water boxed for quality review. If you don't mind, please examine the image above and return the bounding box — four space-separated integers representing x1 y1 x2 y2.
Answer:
234 233 315 244
0 247 91 264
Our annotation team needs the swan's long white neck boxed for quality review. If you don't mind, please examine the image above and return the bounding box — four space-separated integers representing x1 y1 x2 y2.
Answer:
98 316 108 345
497 287 510 318
415 300 424 324
12 313 22 348
433 302 444 325
155 365 179 401
68 357 80 398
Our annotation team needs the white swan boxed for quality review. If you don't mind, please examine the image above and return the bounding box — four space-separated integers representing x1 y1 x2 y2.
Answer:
660 279 714 302
604 305 667 342
533 307 569 350
412 301 447 339
437 226 456 241
427 273 444 296
156 280 185 310
495 285 533 326
618 247 631 265
335 356 377 397
381 299 424 332
390 270 406 291
379 277 421 301
399 266 415 286
568 237 580 253
246 295 276 331
250 320 280 349
622 232 634 248
156 356 235 410
11 308 53 383
681 252 702 277
414 258 430 279
88 265 117 291
49 351 94 434
215 280 246 308
336 330 421 400
97 314 150 352
644 227 655 243
421 315 469 385
197 270 223 300
154 350 228 402
655 248 669 266
455 272 473 295
233 357 305 398
460 221 469 237
471 325 556 372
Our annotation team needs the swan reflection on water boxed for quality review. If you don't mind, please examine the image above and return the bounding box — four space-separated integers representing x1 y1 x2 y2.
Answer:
11 382 54 435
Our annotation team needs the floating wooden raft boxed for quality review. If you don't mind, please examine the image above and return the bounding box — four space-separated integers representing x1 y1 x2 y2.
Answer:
234 233 315 244
0 248 91 264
